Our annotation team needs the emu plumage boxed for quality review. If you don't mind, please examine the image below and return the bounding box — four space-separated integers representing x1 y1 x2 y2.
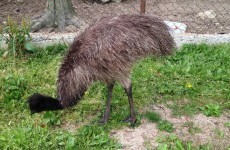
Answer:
28 14 175 124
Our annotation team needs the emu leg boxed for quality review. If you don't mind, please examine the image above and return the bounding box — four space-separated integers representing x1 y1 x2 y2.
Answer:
99 82 115 124
120 78 136 125
122 83 136 124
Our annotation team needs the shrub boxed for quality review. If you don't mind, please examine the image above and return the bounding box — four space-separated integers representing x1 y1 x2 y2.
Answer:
0 16 31 57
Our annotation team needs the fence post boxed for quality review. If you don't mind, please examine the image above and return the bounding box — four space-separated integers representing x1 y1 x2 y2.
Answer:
140 0 146 14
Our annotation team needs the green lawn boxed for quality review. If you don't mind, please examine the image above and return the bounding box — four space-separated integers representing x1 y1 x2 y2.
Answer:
0 43 229 149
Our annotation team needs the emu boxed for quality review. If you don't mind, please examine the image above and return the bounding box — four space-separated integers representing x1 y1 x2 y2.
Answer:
28 14 175 124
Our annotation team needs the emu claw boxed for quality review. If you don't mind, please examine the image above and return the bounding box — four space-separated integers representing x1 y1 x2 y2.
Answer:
122 116 137 125
98 117 109 125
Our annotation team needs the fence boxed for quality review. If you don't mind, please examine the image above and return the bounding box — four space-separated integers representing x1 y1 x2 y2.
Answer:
143 0 230 34
0 0 229 34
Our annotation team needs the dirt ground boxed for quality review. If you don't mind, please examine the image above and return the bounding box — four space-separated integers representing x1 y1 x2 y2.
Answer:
0 0 230 34
111 104 230 150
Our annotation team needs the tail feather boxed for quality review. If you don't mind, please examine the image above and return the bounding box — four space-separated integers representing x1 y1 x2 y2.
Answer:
28 93 63 114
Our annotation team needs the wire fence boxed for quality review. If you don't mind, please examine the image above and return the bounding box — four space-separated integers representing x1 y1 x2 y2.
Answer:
144 0 230 34
0 0 229 34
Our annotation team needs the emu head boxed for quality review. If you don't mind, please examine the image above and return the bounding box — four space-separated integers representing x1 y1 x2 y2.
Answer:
27 93 46 114
27 93 63 114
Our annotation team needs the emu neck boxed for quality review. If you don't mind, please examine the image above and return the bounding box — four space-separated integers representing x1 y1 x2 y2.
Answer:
57 66 93 108
41 98 63 111
28 94 63 114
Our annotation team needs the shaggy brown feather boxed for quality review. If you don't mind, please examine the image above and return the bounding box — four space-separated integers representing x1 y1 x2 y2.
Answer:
57 14 175 107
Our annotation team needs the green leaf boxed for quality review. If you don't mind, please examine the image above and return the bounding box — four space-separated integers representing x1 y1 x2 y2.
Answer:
66 137 75 149
25 42 35 51
176 140 184 150
0 136 6 141
224 122 230 127
157 144 168 150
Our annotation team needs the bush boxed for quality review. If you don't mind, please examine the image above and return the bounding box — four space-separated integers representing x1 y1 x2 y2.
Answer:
0 16 32 57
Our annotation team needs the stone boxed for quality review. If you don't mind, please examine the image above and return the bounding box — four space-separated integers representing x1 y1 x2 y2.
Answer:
101 0 110 3
164 21 187 34
197 10 216 19
65 25 77 32
112 0 122 3
214 23 220 26
100 0 122 3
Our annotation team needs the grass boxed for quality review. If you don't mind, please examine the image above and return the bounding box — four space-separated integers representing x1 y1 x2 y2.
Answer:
145 111 174 132
157 120 174 133
183 121 202 135
199 104 221 117
157 134 212 150
145 111 161 123
0 43 230 149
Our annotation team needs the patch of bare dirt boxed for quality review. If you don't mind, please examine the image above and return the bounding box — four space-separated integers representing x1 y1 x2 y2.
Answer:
0 0 230 34
111 105 230 150
111 120 159 150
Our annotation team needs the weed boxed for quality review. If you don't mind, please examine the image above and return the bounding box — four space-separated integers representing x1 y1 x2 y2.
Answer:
223 101 230 110
183 121 201 134
198 144 213 150
145 111 174 133
200 104 221 117
0 16 31 57
157 134 212 150
0 119 76 149
145 111 161 123
224 122 230 128
2 74 28 102
157 120 174 133
42 111 62 126
75 125 121 149
157 134 193 150
214 129 225 138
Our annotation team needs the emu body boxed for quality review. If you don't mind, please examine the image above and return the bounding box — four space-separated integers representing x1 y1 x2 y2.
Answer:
28 14 175 124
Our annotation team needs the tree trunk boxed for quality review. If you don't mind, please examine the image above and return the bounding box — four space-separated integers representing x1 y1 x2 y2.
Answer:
31 0 85 32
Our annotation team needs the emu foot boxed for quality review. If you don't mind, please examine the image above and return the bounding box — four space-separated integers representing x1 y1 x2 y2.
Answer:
122 115 137 125
98 118 108 125
98 115 110 125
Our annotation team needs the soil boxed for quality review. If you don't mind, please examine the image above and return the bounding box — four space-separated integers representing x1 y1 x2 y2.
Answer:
111 104 230 150
0 0 230 34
